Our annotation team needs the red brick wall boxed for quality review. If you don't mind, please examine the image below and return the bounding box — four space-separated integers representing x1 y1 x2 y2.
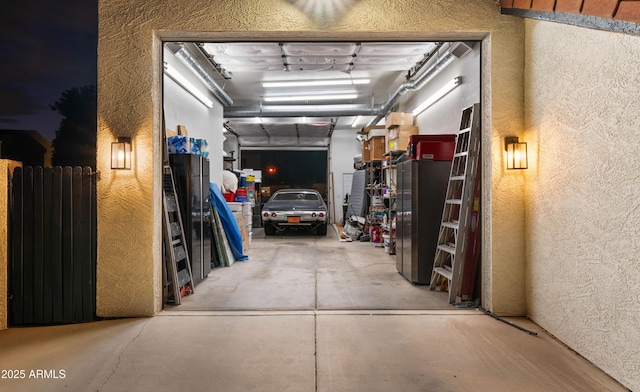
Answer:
501 0 640 24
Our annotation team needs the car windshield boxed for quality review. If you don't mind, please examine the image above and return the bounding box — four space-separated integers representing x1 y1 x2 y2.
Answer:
273 192 318 201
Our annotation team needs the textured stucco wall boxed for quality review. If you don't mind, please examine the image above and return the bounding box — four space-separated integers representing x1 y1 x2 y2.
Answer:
0 161 8 330
97 0 525 316
0 160 20 330
524 20 640 391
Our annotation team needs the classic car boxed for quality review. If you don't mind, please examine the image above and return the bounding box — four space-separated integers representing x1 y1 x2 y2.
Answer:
262 189 328 236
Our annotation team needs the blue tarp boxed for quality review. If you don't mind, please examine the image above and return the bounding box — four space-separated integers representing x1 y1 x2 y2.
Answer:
209 183 249 261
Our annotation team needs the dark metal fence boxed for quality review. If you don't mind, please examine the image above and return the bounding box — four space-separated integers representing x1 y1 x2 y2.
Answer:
9 166 96 325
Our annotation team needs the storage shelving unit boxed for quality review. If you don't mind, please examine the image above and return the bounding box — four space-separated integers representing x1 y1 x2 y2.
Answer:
365 159 385 246
380 151 403 255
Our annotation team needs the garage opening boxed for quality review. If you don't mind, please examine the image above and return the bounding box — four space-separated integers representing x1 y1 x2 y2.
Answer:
242 149 328 199
161 38 481 311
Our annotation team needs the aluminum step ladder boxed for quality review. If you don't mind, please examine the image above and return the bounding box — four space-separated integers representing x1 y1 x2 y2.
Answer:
161 113 194 305
162 164 195 304
430 103 481 303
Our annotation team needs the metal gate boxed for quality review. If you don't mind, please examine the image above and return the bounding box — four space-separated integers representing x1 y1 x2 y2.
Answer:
9 166 96 325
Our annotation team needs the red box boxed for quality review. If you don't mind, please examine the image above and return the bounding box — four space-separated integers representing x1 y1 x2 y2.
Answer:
416 141 456 161
407 134 456 160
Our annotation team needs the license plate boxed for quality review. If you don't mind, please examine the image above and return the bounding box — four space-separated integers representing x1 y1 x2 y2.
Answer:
287 216 300 223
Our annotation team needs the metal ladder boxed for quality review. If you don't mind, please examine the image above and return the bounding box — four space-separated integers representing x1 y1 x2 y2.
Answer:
430 104 481 303
162 164 195 305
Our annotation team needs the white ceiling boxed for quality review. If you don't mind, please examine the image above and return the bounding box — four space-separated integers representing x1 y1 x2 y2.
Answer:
166 41 467 147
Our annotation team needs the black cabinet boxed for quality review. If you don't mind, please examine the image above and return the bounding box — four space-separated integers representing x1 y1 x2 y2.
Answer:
169 154 212 285
396 160 451 284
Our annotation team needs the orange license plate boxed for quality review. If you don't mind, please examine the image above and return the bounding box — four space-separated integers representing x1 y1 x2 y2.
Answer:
287 216 301 223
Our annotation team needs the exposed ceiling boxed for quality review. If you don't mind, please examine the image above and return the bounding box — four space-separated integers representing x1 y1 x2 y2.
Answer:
165 40 472 148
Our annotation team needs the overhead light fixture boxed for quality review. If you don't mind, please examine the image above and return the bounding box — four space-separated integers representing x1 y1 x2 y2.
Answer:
505 136 528 170
351 115 363 128
262 79 370 88
263 93 357 102
111 137 132 170
412 77 461 116
163 62 214 108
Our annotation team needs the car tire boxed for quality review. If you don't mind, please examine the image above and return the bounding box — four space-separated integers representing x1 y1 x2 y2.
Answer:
264 223 275 236
316 223 327 236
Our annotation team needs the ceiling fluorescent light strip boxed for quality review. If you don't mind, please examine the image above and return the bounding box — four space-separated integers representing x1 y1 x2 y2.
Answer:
351 115 363 128
412 77 461 116
264 94 357 102
262 79 370 88
164 63 214 108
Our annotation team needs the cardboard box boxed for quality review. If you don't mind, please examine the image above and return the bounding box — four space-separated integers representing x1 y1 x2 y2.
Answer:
363 136 385 161
385 112 413 129
233 212 250 252
369 136 385 160
357 125 385 135
388 125 419 140
367 128 386 140
362 139 371 162
388 136 411 152
177 124 189 135
384 129 390 154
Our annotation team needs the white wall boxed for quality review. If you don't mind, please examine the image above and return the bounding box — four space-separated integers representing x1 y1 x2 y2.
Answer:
525 20 640 391
330 130 362 224
410 43 481 134
163 49 225 187
223 134 240 170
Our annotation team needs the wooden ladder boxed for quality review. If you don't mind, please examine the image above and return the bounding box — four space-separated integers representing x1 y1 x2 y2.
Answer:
430 104 481 303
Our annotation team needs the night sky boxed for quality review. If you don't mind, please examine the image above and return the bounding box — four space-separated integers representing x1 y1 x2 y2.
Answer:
0 1 97 141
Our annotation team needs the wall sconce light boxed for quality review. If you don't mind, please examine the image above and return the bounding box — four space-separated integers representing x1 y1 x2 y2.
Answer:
505 136 528 170
111 137 132 170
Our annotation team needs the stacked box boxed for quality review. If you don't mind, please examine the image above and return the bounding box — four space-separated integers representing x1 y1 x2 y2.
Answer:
388 125 418 140
385 125 419 153
369 137 385 160
366 127 386 140
385 112 413 129
357 125 385 136
363 136 385 161
362 139 371 162
389 137 411 152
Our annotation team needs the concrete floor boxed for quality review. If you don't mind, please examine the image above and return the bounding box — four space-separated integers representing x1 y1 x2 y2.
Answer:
0 227 627 391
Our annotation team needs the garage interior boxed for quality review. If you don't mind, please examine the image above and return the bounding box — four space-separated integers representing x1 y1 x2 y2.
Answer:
162 39 481 310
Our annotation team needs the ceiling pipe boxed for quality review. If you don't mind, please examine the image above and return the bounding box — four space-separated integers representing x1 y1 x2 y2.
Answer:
366 43 470 126
172 43 234 106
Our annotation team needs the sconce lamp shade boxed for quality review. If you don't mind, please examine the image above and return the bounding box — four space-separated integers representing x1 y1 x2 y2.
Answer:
111 137 132 169
505 136 528 170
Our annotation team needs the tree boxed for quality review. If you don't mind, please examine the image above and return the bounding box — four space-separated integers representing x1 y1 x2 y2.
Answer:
50 85 96 168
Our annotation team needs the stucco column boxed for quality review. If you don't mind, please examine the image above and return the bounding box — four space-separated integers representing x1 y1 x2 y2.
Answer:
0 160 21 329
